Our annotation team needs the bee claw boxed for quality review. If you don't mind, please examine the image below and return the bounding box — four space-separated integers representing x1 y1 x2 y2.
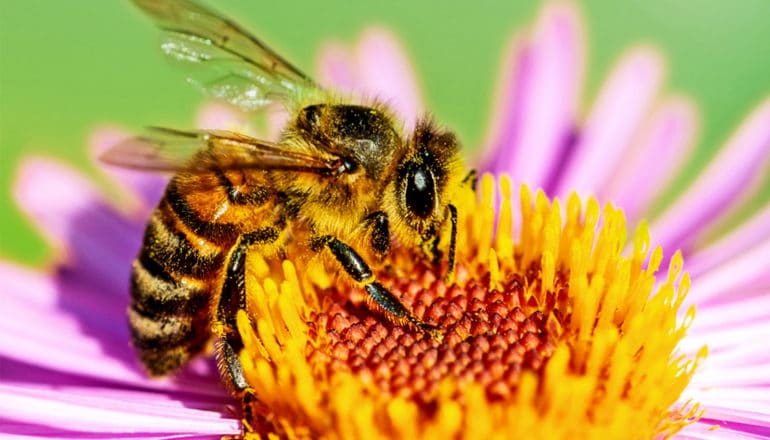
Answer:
407 317 443 341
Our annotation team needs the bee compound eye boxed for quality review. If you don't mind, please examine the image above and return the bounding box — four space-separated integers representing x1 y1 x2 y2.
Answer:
405 165 435 219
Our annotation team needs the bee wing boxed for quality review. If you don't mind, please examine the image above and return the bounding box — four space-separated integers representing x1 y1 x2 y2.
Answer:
101 127 344 174
133 0 318 112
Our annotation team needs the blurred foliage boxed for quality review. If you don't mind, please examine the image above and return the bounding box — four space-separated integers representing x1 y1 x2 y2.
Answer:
1 0 769 265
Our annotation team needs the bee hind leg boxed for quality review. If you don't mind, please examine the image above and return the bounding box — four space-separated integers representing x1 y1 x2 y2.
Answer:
215 228 279 394
319 235 441 339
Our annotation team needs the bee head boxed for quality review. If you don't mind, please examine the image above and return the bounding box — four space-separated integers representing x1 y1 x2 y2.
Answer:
396 119 461 240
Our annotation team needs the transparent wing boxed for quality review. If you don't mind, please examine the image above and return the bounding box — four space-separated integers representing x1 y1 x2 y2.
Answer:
101 127 345 175
133 0 319 112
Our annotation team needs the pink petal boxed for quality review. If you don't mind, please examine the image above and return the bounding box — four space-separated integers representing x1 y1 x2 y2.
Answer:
317 41 358 92
0 384 239 435
1 281 151 387
689 237 770 305
89 126 167 210
649 97 770 253
688 289 770 338
355 28 423 126
554 47 666 199
1 264 148 387
604 96 698 221
195 101 248 131
0 262 58 307
686 202 770 277
479 3 584 193
477 35 529 174
0 262 223 395
317 29 423 126
13 158 143 288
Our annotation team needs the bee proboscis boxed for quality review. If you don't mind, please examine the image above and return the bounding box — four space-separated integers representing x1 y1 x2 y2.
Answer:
104 0 471 393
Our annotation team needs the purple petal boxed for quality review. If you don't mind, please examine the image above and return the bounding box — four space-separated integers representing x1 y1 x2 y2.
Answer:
0 384 239 435
479 3 584 193
553 47 665 199
13 157 144 292
0 262 224 395
603 96 698 222
1 262 153 386
649 97 770 253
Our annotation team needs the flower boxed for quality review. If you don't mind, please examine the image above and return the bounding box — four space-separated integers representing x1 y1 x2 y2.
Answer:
2 3 769 439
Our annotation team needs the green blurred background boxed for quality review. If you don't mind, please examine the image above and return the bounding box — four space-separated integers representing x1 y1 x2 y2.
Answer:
1 1 769 267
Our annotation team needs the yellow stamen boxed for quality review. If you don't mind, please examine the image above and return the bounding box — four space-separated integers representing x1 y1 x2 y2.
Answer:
237 175 705 439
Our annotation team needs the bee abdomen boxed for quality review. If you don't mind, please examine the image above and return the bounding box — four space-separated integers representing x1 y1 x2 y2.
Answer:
129 211 224 376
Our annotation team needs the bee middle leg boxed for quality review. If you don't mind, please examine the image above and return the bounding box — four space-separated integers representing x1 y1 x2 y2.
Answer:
215 227 279 393
318 235 441 339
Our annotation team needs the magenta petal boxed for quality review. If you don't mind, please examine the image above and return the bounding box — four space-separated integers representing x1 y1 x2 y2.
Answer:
683 419 770 439
553 47 665 199
89 127 167 210
479 4 584 192
649 97 770 253
604 97 698 222
0 384 239 435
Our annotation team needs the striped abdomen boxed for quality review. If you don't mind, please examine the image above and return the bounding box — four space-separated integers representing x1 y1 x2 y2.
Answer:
128 173 263 375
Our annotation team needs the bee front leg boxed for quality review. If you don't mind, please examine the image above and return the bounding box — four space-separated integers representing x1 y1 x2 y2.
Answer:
446 204 457 279
319 235 441 339
216 228 279 394
430 204 458 280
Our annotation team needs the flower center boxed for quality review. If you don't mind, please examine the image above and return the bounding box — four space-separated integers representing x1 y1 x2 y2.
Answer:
236 175 706 439
313 259 563 404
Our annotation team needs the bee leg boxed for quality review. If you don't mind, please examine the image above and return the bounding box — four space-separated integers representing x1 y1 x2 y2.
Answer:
320 236 441 339
446 204 458 279
462 169 478 191
430 204 458 280
216 228 279 393
364 211 390 259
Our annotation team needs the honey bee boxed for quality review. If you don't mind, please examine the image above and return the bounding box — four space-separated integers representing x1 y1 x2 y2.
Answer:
104 0 471 393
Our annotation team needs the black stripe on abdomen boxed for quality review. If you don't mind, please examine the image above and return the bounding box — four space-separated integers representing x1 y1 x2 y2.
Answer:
139 215 224 279
164 179 240 243
129 258 212 376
